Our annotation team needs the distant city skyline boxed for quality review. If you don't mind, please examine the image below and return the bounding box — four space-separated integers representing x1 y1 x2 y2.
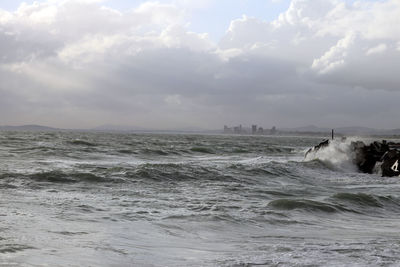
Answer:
0 0 399 130
223 124 277 135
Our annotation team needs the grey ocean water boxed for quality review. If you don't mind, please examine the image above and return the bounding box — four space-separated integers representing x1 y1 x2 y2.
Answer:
1 131 400 266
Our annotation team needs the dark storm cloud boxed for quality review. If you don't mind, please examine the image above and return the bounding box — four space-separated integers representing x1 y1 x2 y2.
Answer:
0 0 399 129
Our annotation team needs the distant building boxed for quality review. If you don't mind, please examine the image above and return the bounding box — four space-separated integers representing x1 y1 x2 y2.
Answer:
252 125 257 135
224 125 233 134
223 124 269 135
231 124 243 134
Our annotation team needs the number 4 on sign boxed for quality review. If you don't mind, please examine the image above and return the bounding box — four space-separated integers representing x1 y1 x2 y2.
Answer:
391 160 399 172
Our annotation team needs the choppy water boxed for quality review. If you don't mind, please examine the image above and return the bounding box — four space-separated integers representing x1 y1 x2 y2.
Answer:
0 131 400 266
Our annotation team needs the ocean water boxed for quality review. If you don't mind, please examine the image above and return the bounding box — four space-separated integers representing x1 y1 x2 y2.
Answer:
0 131 400 266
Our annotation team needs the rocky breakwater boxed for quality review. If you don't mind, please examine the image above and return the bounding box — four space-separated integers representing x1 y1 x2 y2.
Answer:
306 139 400 177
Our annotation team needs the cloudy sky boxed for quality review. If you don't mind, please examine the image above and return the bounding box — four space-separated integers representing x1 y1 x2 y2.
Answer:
0 0 399 130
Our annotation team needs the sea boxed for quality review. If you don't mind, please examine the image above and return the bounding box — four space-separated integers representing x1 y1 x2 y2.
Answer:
0 131 400 267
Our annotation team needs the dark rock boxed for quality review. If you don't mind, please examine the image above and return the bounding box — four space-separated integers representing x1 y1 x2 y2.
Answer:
381 150 400 177
305 139 329 157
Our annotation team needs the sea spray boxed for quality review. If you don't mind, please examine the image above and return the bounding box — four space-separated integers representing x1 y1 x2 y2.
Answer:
304 137 364 171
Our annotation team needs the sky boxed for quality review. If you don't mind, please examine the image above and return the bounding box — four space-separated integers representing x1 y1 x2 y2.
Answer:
0 0 399 130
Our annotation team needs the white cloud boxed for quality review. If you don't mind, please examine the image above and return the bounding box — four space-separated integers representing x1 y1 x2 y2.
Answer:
0 0 400 129
220 16 273 50
312 34 355 74
16 2 58 25
160 25 215 51
366 43 387 56
134 2 184 26
172 0 214 10
275 0 340 27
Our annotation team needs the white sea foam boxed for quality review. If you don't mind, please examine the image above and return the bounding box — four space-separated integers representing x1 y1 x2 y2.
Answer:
304 137 366 171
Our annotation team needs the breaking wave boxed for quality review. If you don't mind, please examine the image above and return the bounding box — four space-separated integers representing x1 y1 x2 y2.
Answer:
268 193 400 215
331 192 400 213
268 199 343 213
303 138 363 172
0 171 106 184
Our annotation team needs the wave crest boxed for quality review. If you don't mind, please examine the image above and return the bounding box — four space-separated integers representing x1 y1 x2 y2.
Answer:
268 199 340 213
